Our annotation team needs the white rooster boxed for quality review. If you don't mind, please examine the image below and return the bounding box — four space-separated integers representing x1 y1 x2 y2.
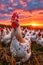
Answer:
10 12 31 64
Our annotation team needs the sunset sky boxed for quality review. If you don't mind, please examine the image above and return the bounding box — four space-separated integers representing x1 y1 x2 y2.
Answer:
0 0 43 26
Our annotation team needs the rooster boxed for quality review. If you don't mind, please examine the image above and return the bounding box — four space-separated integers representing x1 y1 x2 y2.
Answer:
10 12 31 65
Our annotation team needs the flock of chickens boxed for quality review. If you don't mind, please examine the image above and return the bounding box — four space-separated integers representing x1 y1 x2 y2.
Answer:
0 26 43 65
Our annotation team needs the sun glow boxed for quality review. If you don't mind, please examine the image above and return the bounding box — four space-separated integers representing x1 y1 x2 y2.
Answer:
19 23 43 27
31 23 43 26
31 23 37 26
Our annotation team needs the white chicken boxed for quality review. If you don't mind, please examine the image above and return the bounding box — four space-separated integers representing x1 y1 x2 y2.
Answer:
10 12 31 64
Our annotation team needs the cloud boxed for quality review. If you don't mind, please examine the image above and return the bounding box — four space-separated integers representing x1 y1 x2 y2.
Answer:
8 6 13 10
0 0 43 21
0 9 43 25
2 0 4 1
0 9 43 19
0 13 2 17
13 9 32 18
27 1 43 10
0 4 5 10
27 0 31 2
12 9 43 19
12 2 18 6
19 0 27 7
0 19 11 25
31 9 43 16
9 0 14 3
40 0 43 3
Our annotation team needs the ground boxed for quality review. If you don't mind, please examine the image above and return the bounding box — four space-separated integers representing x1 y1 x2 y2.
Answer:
0 41 43 65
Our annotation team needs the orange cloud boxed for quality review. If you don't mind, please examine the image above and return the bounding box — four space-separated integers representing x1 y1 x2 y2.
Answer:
13 9 32 17
0 9 43 27
32 9 43 16
0 19 11 25
13 9 43 18
4 13 11 17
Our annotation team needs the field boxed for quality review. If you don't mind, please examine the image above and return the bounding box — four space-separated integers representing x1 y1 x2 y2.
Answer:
0 41 43 65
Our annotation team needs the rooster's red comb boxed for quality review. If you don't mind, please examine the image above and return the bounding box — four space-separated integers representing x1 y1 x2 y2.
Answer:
11 12 19 20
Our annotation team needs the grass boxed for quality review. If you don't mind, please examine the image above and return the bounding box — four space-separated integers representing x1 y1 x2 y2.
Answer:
31 42 43 52
0 41 43 65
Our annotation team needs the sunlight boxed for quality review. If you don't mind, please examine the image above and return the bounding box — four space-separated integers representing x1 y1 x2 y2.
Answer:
30 21 38 26
31 23 38 26
31 23 43 27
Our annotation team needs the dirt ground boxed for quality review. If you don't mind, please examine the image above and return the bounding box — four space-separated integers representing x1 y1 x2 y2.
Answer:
0 41 43 65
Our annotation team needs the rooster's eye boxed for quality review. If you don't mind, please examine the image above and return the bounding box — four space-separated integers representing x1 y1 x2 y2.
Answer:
27 49 29 53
